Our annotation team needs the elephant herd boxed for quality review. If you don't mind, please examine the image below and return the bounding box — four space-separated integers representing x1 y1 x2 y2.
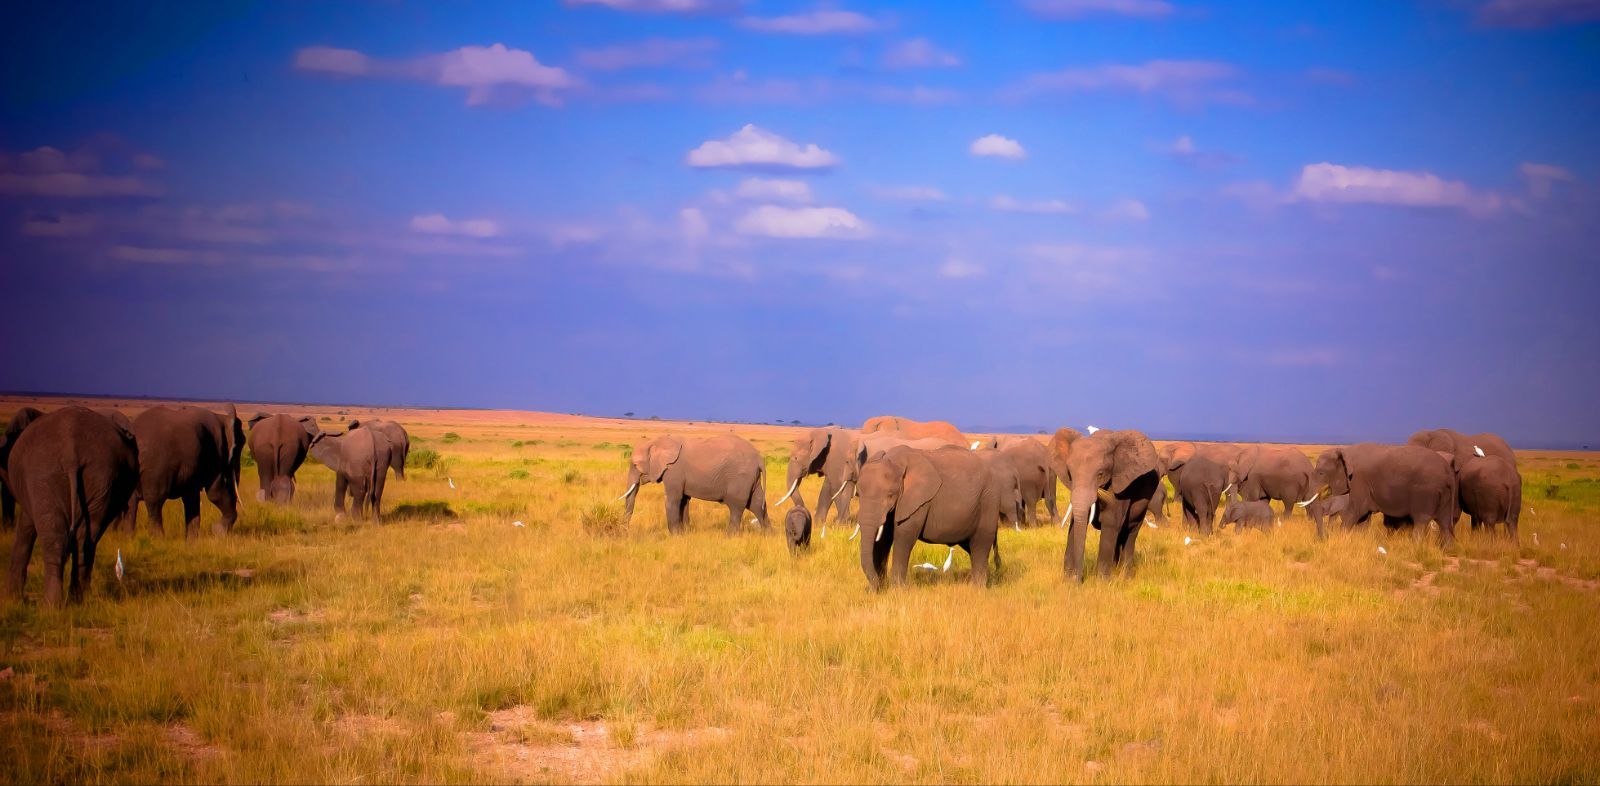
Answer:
618 418 1524 591
0 404 410 607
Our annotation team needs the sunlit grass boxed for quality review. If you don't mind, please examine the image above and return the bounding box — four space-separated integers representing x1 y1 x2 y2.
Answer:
1 404 1597 783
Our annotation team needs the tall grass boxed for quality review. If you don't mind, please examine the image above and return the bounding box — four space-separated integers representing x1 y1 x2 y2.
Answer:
1 406 1597 783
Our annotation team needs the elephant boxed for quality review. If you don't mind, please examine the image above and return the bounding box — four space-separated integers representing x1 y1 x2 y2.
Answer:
977 448 1026 529
777 427 862 530
620 434 769 535
247 413 322 503
1220 495 1274 532
977 434 1046 450
1159 444 1228 535
352 419 411 480
1052 428 1161 581
784 502 812 556
860 416 969 446
127 404 244 539
856 445 1001 590
1314 444 1460 547
860 432 960 462
0 407 45 530
1148 475 1170 524
1459 455 1520 540
998 439 1057 526
308 425 393 520
1407 428 1519 531
4 407 140 607
1226 444 1317 524
1303 493 1350 532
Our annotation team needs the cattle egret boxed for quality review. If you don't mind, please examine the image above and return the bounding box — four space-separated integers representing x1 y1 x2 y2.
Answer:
1377 546 1387 555
1086 425 1100 434
1533 532 1541 546
512 520 525 528
115 550 124 582
1473 445 1485 457
915 562 939 571
1561 543 1568 550
448 477 456 489
1183 537 1192 546
970 441 981 450
943 547 955 571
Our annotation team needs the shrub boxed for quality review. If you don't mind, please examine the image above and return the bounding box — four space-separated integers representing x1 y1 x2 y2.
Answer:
240 450 256 468
1566 462 1580 470
561 469 581 485
508 469 529 479
408 448 443 470
511 441 524 447
1544 483 1561 499
441 432 461 443
580 504 629 538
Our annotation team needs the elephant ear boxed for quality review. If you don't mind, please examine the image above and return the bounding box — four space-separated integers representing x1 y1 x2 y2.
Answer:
1434 450 1458 473
347 419 362 431
248 412 271 427
808 429 831 464
1111 431 1159 495
298 416 321 437
1049 428 1082 480
894 450 941 524
646 437 682 482
1231 444 1261 482
1162 443 1188 473
309 433 341 473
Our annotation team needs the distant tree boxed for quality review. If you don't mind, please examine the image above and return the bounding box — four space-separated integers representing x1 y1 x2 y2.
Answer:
649 415 661 421
790 420 800 425
624 411 635 418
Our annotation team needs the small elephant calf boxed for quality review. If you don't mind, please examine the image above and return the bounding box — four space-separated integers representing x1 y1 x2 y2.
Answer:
785 505 812 556
1221 497 1275 532
1302 493 1350 533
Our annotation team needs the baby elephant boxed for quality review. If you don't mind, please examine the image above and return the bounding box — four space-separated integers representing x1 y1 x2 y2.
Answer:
785 504 813 556
1302 493 1350 533
1221 497 1275 532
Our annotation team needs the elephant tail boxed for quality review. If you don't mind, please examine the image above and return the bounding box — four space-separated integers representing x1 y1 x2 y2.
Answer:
68 462 88 539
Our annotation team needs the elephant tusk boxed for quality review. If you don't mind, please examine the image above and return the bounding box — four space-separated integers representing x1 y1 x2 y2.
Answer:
1095 487 1114 503
615 481 638 502
1088 501 1097 523
850 524 860 541
775 477 801 506
829 483 850 503
1296 492 1319 508
875 523 887 542
1221 483 1233 497
1061 502 1072 527
943 547 955 572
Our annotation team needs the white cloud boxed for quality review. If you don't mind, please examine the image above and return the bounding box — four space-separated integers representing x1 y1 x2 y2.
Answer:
575 38 719 70
679 207 710 242
739 8 885 35
564 0 738 12
1102 198 1150 221
409 213 503 238
1520 161 1576 198
869 184 947 202
1011 60 1248 105
0 145 162 198
1027 243 1148 265
1023 0 1175 18
939 257 984 278
991 194 1076 214
970 134 1026 159
1476 0 1600 28
1292 163 1502 214
735 205 867 239
294 43 577 106
883 38 961 68
735 177 814 203
686 124 839 171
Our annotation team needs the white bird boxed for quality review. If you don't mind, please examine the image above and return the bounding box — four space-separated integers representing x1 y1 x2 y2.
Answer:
1560 543 1568 550
1014 521 1021 532
1377 546 1388 555
1473 445 1485 457
512 520 525 528
1533 532 1541 546
1086 425 1100 434
1146 520 1158 529
943 547 955 572
914 562 939 571
115 550 124 582
448 477 456 489
1183 537 1193 546
970 440 981 450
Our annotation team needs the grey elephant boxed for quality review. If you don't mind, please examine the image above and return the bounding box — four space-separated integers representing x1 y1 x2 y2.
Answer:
620 434 769 535
1160 443 1228 535
352 419 411 480
1220 495 1274 531
5 408 140 607
1459 455 1520 540
998 439 1057 526
861 416 969 446
1303 493 1350 532
309 425 393 520
784 502 812 556
247 413 322 503
1226 444 1317 524
127 404 245 538
977 448 1026 529
856 446 1002 590
0 407 44 530
1052 428 1162 581
777 427 861 529
860 432 961 462
1407 427 1519 532
1314 444 1460 547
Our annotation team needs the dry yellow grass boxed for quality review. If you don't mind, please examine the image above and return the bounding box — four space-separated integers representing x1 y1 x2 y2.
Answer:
2 396 1597 784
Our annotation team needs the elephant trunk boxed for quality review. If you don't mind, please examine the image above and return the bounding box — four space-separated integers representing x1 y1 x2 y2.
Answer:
1064 478 1100 581
620 466 642 518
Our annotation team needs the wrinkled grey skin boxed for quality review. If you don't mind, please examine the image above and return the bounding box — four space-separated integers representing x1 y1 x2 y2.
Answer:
856 446 1001 591
1314 444 1460 547
1303 494 1350 532
998 439 1057 526
127 405 245 539
352 419 411 480
1226 444 1317 523
622 434 768 535
247 413 321 503
784 504 812 556
1407 428 1519 532
5 408 140 607
780 428 861 527
1160 444 1228 535
309 426 394 520
1051 428 1161 581
0 407 44 530
1459 455 1520 540
1220 495 1275 531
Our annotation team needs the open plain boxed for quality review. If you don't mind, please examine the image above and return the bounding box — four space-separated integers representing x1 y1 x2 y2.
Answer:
2 395 1597 784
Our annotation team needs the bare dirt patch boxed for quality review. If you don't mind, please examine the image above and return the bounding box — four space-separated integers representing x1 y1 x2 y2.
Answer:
464 705 730 784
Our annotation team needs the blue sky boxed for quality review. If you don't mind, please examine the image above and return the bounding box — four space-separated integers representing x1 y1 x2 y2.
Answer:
2 0 1597 446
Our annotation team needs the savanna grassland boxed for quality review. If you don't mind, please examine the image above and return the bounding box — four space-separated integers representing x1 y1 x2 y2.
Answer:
2 396 1598 784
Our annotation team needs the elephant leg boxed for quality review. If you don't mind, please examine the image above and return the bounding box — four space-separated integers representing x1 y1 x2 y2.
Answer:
749 482 768 530
1119 522 1145 578
181 492 202 540
372 469 388 522
333 474 348 518
836 481 857 524
5 512 38 600
888 530 916 587
70 527 96 604
813 478 833 527
207 481 237 536
968 535 993 587
725 502 743 535
1 485 13 530
1095 520 1119 579
38 522 69 608
664 494 685 535
1045 488 1058 526
1181 499 1198 532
